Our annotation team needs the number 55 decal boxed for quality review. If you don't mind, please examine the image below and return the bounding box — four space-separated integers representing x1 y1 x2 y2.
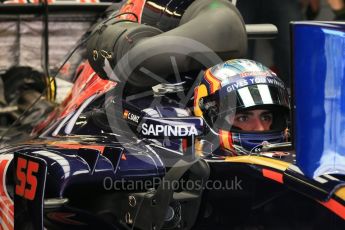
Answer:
15 157 39 201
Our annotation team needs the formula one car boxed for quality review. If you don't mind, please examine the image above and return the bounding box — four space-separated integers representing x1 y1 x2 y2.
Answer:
0 0 344 229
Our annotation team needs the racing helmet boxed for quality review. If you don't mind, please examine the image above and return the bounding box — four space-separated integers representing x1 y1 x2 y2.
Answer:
194 59 290 155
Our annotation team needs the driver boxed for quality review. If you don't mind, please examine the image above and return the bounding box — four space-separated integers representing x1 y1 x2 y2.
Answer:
194 59 290 155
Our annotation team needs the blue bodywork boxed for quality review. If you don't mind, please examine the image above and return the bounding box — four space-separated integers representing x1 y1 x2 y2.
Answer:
293 22 345 178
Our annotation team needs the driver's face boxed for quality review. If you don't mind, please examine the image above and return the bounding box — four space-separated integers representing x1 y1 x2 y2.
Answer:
226 109 273 131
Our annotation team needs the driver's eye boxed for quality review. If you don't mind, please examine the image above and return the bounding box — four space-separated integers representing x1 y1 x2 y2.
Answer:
235 115 249 122
261 113 273 122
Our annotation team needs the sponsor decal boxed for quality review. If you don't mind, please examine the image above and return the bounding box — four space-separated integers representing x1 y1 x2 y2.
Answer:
225 76 284 93
239 71 275 78
226 79 249 92
123 110 140 123
141 123 198 137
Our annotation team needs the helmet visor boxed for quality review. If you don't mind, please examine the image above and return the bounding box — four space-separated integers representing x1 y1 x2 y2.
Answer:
212 83 290 131
219 83 290 115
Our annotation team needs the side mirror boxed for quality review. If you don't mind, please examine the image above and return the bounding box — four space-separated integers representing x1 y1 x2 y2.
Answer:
138 117 205 139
